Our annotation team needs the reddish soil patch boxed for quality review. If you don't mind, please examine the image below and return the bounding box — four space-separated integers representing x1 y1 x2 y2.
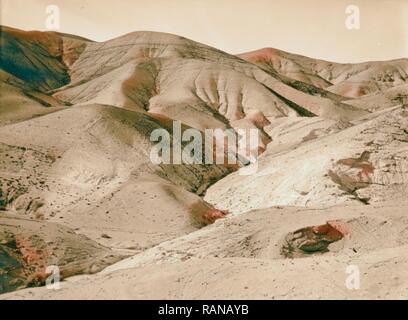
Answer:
329 151 376 204
189 201 229 227
239 48 279 63
282 220 350 258
15 236 45 265
337 151 375 179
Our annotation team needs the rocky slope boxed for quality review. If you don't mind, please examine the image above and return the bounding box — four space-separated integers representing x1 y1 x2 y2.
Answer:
239 48 408 98
205 105 408 212
0 212 122 294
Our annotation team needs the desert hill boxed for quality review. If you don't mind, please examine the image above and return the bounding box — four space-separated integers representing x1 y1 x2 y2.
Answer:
0 26 407 299
239 47 408 97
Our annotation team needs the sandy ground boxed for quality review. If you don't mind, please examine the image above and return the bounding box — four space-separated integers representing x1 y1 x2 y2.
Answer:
3 203 408 299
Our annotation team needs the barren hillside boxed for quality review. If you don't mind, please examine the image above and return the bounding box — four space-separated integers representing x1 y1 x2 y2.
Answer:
0 26 407 299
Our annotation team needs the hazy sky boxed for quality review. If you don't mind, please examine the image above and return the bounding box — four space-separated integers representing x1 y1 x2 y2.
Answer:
1 0 407 63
